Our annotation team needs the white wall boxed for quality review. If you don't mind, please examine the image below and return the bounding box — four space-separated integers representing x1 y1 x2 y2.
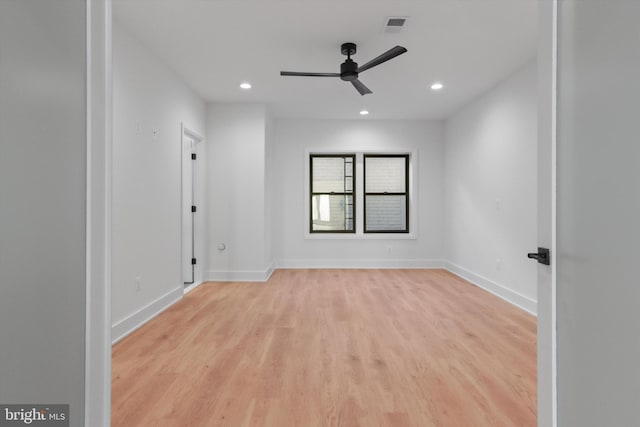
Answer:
0 1 87 424
205 104 272 280
273 119 445 267
444 60 537 314
112 21 206 337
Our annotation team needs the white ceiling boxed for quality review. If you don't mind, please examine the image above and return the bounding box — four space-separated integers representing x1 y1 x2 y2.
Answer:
113 0 538 120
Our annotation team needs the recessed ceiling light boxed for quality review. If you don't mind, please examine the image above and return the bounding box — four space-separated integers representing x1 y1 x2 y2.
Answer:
430 82 444 91
240 82 252 89
360 110 369 116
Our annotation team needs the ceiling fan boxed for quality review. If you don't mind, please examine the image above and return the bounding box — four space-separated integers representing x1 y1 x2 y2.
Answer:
280 42 407 96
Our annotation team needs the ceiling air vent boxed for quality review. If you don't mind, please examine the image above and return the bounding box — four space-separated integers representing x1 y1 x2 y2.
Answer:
383 16 408 34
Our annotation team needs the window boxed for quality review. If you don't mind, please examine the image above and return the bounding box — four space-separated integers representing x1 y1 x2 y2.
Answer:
309 154 355 233
363 154 409 233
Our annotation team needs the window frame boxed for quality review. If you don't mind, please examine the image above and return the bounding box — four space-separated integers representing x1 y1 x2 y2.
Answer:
363 153 410 234
309 153 356 234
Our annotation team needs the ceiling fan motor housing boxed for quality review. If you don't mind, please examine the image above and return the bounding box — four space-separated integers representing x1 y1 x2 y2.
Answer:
340 60 359 81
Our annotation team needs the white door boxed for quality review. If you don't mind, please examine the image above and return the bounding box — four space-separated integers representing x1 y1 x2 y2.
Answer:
182 136 195 284
557 0 640 427
555 1 640 425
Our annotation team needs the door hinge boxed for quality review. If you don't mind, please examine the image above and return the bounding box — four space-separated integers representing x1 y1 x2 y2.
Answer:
191 205 197 213
191 258 197 265
191 153 197 160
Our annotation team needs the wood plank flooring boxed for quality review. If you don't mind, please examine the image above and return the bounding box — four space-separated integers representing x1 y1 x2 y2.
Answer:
112 269 536 426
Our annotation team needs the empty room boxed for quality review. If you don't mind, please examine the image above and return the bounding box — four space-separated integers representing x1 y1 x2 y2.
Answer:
8 1 640 426
108 1 540 425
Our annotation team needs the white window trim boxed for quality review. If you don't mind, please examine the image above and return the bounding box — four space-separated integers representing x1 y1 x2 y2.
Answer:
304 148 418 240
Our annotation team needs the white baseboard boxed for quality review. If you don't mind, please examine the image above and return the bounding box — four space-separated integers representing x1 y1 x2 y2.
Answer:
445 261 537 316
205 263 274 282
264 263 275 280
183 281 205 294
276 258 445 269
111 287 183 344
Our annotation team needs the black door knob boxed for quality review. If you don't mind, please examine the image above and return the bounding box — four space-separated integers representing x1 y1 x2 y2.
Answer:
528 247 550 265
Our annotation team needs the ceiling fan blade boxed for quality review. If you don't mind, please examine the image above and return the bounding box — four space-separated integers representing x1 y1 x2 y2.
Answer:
351 79 372 96
280 71 341 77
356 46 407 73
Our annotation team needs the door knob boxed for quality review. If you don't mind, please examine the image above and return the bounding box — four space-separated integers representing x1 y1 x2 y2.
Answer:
528 247 550 265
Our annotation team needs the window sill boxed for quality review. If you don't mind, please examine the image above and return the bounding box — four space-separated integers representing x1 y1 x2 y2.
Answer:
304 232 417 240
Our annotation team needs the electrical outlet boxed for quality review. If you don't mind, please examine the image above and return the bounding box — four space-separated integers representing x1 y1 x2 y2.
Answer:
496 258 501 271
134 121 141 134
135 276 141 292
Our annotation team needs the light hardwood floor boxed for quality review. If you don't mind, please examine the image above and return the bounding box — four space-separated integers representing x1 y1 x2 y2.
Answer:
112 269 536 427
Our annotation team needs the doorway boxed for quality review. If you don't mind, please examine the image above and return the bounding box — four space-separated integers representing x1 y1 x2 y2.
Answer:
181 124 204 291
96 2 558 426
